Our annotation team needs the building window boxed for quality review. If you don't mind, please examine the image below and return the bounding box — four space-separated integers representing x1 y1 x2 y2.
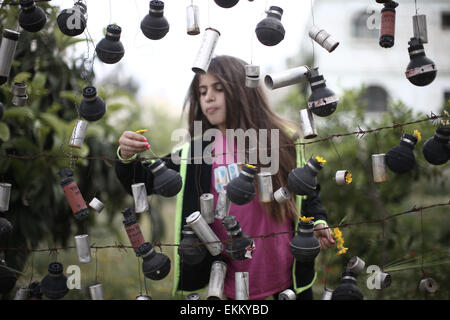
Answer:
444 91 450 105
352 10 379 39
442 12 450 29
360 86 388 112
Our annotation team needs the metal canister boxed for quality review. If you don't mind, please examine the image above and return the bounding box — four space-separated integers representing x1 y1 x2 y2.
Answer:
186 211 223 256
0 182 11 212
206 260 227 300
136 294 152 300
278 288 296 300
89 197 104 213
347 256 365 274
13 286 31 300
335 170 350 185
273 187 290 204
413 14 428 44
74 234 92 263
375 272 392 289
89 283 105 300
0 29 20 85
419 278 439 294
245 64 260 88
235 272 249 300
200 193 215 224
186 293 201 300
215 190 230 220
321 288 333 300
68 119 89 148
372 154 388 183
264 65 309 90
256 172 273 203
186 5 200 35
192 27 220 74
11 82 28 106
309 26 340 53
299 108 317 139
131 183 149 213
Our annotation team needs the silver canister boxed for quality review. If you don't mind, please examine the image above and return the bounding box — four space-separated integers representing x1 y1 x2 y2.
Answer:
206 260 227 300
273 187 290 204
235 272 249 300
215 190 230 220
0 182 11 212
347 256 365 275
375 272 392 289
256 172 273 203
0 29 20 85
13 286 31 300
245 64 260 88
299 108 317 139
131 183 149 213
200 193 215 224
372 154 387 183
192 28 220 74
309 25 340 53
186 211 223 256
136 294 152 300
278 289 296 300
321 288 333 300
413 14 428 44
11 82 28 106
335 170 350 185
11 94 28 106
264 65 309 90
74 234 92 263
89 283 105 300
68 119 89 148
186 293 201 300
89 197 104 213
186 5 200 35
419 278 439 294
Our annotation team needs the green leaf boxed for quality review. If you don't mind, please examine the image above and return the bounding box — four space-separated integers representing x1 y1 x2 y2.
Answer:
13 72 32 83
31 72 47 90
0 122 10 141
39 112 70 139
2 106 34 120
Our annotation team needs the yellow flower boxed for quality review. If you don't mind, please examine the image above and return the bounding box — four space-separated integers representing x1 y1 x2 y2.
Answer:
300 216 314 223
345 172 352 184
337 247 348 255
332 228 342 238
413 130 422 142
315 156 326 165
135 129 148 134
246 164 257 169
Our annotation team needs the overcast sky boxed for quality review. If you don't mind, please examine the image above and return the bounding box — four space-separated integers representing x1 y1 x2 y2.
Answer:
52 0 312 111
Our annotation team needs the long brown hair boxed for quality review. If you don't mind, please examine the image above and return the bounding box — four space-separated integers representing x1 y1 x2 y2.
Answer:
183 55 300 224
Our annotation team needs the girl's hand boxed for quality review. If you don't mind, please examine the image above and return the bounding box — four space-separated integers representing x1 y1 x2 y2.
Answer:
314 223 335 250
118 131 150 159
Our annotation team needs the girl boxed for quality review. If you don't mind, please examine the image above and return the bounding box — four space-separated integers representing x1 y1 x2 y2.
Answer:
115 55 334 300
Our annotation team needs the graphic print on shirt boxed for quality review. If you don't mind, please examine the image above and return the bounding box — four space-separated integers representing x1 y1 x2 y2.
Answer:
214 163 240 192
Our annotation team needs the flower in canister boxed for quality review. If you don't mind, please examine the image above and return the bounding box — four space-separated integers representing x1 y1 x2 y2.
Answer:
413 130 422 142
315 156 326 165
345 172 352 184
299 216 314 223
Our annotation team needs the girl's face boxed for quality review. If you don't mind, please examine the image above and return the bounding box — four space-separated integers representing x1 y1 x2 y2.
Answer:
198 72 227 132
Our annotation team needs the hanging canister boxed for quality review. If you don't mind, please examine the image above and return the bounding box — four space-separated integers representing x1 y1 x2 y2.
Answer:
419 277 439 294
68 119 89 149
148 159 182 197
0 29 20 85
136 294 152 300
89 197 104 213
256 172 273 203
379 1 398 48
186 4 200 35
235 272 249 300
226 164 258 205
299 108 317 139
186 293 201 300
375 272 392 289
13 286 31 300
59 168 89 220
321 288 333 300
192 28 220 74
200 193 215 224
206 260 227 300
74 234 92 263
335 170 351 185
309 26 339 53
273 187 290 204
413 14 428 44
11 81 28 106
372 154 388 183
131 183 149 213
89 283 105 300
346 256 365 275
255 6 285 46
215 190 230 220
121 208 146 255
264 65 309 90
278 289 296 300
186 211 223 256
245 64 260 88
0 183 11 212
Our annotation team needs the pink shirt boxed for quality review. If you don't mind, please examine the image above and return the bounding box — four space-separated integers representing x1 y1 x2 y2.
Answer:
209 133 294 300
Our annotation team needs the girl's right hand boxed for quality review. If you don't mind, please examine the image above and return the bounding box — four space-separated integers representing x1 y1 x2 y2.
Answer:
118 131 150 159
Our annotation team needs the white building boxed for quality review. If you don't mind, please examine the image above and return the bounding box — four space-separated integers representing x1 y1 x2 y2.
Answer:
299 0 450 114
